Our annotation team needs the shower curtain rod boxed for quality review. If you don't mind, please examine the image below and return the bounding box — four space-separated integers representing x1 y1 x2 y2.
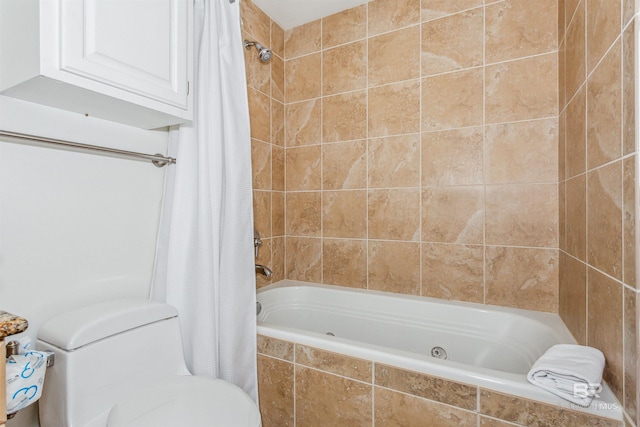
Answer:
0 130 176 167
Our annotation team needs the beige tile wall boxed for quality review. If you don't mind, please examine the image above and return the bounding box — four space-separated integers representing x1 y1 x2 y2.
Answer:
243 0 640 424
257 335 623 427
280 0 560 313
558 0 639 425
242 0 286 287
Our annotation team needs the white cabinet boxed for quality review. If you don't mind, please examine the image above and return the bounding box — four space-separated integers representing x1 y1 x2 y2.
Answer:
0 0 193 129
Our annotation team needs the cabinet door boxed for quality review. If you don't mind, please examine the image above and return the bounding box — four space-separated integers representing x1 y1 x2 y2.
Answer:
59 0 189 109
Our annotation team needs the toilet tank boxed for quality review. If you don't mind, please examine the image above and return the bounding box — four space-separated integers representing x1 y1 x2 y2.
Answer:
37 299 191 427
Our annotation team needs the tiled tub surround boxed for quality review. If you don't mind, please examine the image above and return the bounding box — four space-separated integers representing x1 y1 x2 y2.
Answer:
279 0 561 313
241 0 640 425
256 282 623 426
558 0 640 425
241 0 287 288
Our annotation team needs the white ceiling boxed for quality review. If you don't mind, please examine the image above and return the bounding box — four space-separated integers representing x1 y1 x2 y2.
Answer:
251 0 370 31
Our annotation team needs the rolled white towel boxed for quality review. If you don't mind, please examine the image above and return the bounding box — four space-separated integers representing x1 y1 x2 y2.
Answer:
527 344 605 407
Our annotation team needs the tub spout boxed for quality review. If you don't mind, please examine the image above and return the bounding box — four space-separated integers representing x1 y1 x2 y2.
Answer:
255 264 272 277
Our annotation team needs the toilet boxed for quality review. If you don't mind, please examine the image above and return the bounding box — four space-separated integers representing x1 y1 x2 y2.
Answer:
36 299 261 427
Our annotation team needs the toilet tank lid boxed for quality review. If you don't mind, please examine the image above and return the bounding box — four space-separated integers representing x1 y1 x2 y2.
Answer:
38 299 178 350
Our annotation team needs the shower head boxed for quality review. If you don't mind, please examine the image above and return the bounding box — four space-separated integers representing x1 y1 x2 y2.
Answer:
244 40 272 63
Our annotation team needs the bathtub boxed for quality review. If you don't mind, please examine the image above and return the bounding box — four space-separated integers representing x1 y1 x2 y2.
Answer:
256 280 622 421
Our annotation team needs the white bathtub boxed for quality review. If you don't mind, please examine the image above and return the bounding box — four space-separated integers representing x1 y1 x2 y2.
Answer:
256 280 622 420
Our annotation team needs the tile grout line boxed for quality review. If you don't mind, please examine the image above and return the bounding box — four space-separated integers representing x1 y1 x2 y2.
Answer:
365 2 370 295
418 0 423 298
482 1 487 305
320 16 324 287
619 6 627 415
583 0 590 349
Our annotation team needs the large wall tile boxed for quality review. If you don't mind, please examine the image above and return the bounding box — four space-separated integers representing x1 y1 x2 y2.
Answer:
486 184 558 248
284 20 321 59
323 91 368 142
485 53 558 123
368 188 421 241
257 355 294 427
322 5 366 49
624 288 638 423
422 68 483 130
322 239 367 288
285 145 321 191
369 26 421 86
244 31 271 94
322 140 367 190
485 247 559 312
368 0 420 36
565 86 587 178
374 387 477 427
285 100 321 147
252 139 271 190
272 146 285 191
285 192 321 236
588 268 624 401
296 366 373 426
257 335 294 361
586 0 621 73
421 127 484 186
322 190 367 238
374 364 477 410
368 240 421 295
272 191 285 236
271 236 285 282
368 134 421 188
271 21 285 58
322 41 367 96
485 0 557 63
421 9 483 76
565 175 587 261
587 39 622 169
254 190 272 237
369 80 421 137
623 156 636 288
485 119 558 184
285 237 322 281
296 345 372 382
271 55 284 102
587 161 623 280
272 100 285 147
241 0 270 46
565 1 586 100
422 186 484 244
558 252 587 344
247 86 271 142
623 21 636 156
422 243 484 303
285 53 321 102
480 389 621 426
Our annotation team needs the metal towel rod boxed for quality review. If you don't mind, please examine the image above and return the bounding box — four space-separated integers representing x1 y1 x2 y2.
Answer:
0 130 176 167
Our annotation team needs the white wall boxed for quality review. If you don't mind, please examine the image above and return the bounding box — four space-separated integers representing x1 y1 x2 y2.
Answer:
0 96 169 427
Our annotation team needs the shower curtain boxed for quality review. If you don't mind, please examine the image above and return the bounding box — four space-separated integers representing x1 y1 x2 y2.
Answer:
151 0 257 401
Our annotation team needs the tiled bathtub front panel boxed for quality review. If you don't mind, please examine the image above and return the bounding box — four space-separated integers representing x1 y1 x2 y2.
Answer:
257 335 623 427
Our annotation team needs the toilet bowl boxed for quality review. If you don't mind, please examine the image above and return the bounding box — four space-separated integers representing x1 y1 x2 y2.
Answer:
36 299 261 427
108 376 260 427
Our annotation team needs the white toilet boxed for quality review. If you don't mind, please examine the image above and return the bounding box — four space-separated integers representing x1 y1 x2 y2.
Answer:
36 299 261 427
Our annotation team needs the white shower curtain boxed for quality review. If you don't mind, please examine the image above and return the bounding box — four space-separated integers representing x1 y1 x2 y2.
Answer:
151 0 257 401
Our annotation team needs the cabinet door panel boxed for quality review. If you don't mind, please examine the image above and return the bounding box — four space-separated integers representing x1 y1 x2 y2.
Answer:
60 0 188 109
